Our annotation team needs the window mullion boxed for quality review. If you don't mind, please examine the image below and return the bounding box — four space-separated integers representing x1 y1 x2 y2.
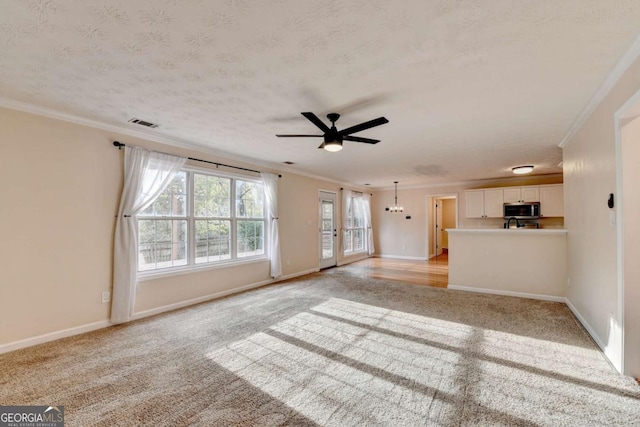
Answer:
231 178 236 260
188 172 195 267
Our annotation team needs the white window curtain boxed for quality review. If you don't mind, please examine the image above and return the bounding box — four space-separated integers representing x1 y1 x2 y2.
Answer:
261 172 282 278
363 193 375 255
341 188 352 251
112 146 187 324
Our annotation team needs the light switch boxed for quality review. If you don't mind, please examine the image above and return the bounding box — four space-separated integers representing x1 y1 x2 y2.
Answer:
609 210 616 227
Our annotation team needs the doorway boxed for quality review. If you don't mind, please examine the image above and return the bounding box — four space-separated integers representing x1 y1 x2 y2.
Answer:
319 191 337 269
426 194 458 259
616 89 640 377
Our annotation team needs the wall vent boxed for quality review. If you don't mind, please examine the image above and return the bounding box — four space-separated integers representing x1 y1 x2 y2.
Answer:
128 118 159 128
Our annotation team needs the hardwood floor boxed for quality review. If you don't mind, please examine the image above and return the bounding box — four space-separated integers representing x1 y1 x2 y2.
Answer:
341 253 449 288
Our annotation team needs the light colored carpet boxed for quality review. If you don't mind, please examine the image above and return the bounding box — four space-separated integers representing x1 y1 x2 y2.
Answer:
1 268 639 426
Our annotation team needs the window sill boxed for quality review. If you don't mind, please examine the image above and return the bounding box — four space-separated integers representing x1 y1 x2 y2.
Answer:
137 256 269 282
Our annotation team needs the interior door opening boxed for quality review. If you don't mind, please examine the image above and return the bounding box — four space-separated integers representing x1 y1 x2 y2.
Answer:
426 194 458 260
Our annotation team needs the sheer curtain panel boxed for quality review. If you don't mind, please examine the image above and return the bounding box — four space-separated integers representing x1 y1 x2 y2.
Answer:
342 189 352 251
363 193 374 255
111 146 187 324
261 172 281 278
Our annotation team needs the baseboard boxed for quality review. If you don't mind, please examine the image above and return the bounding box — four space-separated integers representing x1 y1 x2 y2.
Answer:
132 268 320 321
564 298 608 355
131 279 275 320
374 254 426 261
276 267 320 281
0 320 112 355
447 284 566 302
1 269 321 355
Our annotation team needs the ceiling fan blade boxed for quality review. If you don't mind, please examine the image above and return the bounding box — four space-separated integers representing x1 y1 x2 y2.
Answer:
301 112 331 133
339 117 389 136
344 135 380 144
276 134 324 137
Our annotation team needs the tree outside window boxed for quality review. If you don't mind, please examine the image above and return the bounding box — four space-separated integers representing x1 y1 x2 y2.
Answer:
137 170 266 273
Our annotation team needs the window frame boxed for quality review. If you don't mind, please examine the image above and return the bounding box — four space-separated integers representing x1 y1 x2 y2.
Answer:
343 193 367 255
137 165 268 280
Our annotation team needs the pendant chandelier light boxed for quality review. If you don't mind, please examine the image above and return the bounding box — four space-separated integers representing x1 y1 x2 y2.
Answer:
386 181 404 212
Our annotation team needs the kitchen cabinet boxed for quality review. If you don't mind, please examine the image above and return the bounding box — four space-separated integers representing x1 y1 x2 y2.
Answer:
466 188 504 218
540 184 564 217
503 186 540 203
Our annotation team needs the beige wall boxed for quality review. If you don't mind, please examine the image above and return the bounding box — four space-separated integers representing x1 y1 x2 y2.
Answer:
372 175 563 259
563 55 640 374
0 107 363 347
621 114 640 377
448 230 567 298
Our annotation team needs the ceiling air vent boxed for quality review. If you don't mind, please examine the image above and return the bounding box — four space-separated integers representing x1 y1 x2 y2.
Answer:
128 118 159 128
283 161 295 165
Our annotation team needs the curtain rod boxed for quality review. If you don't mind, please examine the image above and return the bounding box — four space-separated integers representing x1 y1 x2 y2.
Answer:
340 187 373 196
113 141 281 178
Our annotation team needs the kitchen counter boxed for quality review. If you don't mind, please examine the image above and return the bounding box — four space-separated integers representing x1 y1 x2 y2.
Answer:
447 228 566 235
447 228 567 301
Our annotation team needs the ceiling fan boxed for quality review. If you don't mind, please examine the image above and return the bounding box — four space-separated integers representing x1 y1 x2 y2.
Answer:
276 112 389 152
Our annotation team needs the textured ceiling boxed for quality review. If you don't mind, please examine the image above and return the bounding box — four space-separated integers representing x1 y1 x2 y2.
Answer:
1 1 639 188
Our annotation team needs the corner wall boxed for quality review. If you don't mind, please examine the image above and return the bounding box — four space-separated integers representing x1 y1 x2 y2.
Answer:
563 55 640 372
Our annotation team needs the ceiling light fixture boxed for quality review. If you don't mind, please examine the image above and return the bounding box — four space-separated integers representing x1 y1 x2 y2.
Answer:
386 181 404 212
322 139 343 152
512 165 534 175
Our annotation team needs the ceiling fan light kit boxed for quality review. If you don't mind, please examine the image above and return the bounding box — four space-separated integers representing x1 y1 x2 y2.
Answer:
321 139 343 152
512 165 534 174
386 181 404 213
276 112 389 152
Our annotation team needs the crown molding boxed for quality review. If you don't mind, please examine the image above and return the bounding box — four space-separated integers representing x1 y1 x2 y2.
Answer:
373 173 564 191
0 97 340 179
559 34 640 149
277 164 371 191
0 97 366 188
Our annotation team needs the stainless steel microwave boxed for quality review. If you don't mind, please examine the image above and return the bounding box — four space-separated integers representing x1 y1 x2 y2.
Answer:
504 202 540 219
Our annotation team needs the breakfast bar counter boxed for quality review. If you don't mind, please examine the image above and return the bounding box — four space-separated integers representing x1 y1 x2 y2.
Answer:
447 228 567 300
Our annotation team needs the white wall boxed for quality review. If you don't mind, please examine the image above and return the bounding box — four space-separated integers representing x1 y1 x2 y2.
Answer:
0 107 364 348
621 114 640 377
563 54 640 373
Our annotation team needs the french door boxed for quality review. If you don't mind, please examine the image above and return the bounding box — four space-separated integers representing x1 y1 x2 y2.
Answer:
319 191 337 269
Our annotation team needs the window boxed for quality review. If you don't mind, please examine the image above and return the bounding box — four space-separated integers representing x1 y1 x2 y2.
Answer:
138 172 188 271
344 194 365 253
137 170 265 274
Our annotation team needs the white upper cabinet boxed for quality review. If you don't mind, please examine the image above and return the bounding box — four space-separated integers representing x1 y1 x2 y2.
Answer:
465 188 504 218
484 189 505 217
540 184 564 217
503 187 540 203
466 184 563 218
466 190 485 218
521 187 540 202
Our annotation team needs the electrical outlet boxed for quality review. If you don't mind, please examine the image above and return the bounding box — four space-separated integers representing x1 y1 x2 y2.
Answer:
101 291 111 304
